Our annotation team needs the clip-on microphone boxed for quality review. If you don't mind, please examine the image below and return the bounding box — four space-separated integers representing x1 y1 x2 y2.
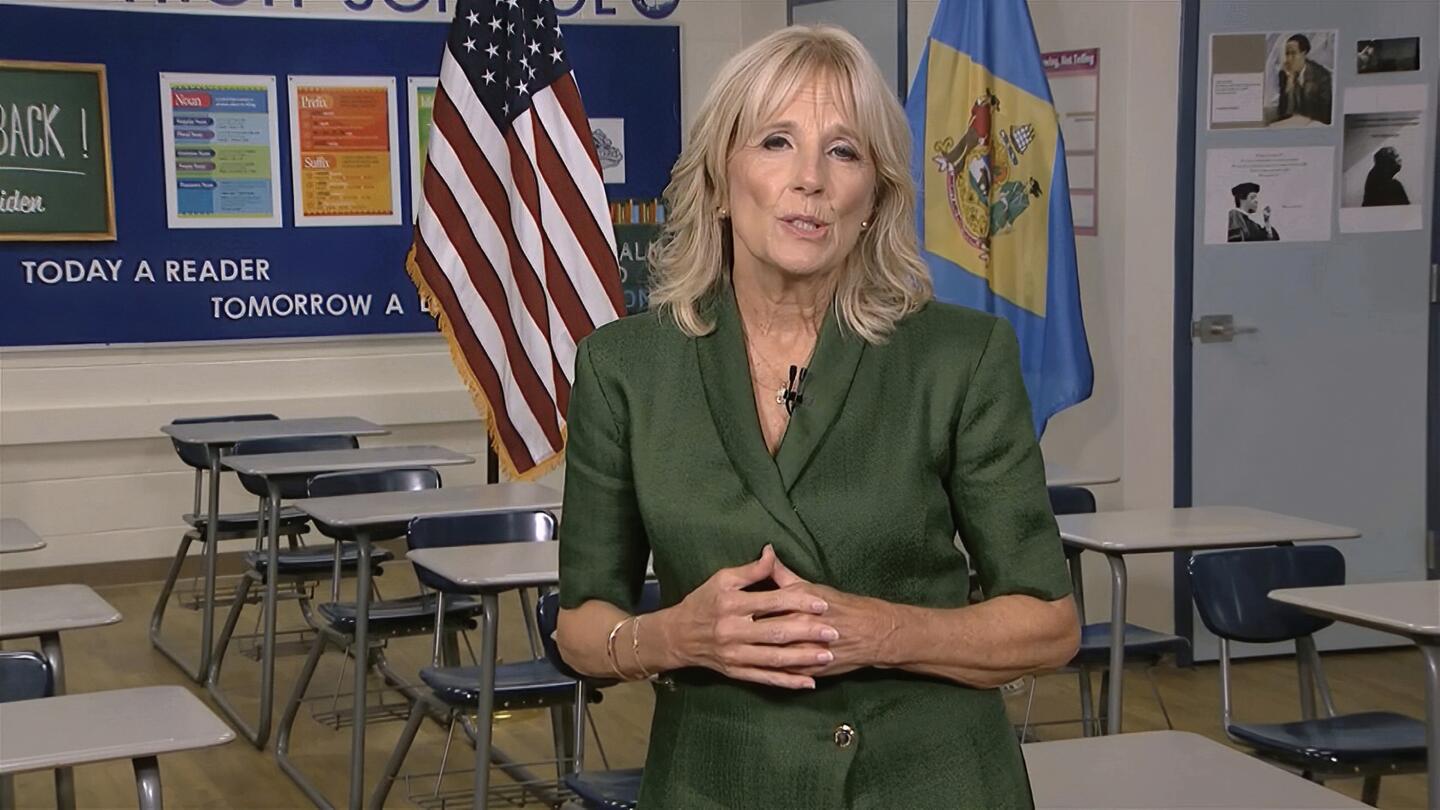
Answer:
781 364 808 415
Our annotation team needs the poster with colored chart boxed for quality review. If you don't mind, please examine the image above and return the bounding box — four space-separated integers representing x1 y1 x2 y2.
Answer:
159 74 282 229
407 77 437 223
288 76 401 227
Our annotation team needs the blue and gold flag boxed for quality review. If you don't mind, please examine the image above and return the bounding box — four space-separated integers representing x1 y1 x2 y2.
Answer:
907 0 1092 435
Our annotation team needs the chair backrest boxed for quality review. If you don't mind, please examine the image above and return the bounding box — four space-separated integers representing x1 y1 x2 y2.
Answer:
1048 486 1097 516
1047 486 1094 586
0 650 53 703
230 434 359 499
1189 544 1345 644
169 413 278 470
537 582 661 680
405 510 556 592
307 467 442 498
306 467 442 542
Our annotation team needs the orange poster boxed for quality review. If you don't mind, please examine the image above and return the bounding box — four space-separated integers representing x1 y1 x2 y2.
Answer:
288 76 401 227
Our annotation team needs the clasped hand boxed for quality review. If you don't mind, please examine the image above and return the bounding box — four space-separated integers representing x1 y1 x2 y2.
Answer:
661 544 897 690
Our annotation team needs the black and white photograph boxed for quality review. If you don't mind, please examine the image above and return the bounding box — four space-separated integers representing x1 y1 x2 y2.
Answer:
1340 84 1428 232
1225 181 1281 242
1210 31 1336 129
1204 146 1334 244
1357 36 1421 74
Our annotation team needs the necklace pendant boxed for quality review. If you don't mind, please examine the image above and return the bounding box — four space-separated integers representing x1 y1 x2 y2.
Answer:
775 386 787 405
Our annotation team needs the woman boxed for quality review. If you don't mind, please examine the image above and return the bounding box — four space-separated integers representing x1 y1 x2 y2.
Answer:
557 25 1080 809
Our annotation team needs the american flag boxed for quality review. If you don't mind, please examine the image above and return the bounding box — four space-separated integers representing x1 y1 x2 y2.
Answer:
409 0 625 479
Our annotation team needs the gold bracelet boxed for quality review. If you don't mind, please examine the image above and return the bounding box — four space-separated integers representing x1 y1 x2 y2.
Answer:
631 614 653 679
605 617 630 679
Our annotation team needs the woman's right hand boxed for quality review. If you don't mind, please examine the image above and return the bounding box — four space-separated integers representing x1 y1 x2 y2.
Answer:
656 544 839 689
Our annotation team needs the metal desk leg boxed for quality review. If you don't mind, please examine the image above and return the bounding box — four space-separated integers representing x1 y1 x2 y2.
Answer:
201 450 221 681
571 682 587 772
206 481 281 748
1066 546 1097 737
332 539 344 603
256 481 282 748
153 451 222 683
39 632 75 810
550 703 575 781
348 539 373 810
472 593 500 810
1066 548 1087 623
274 630 333 809
1421 642 1439 809
38 631 66 695
1103 553 1128 735
134 756 162 810
1294 636 1320 720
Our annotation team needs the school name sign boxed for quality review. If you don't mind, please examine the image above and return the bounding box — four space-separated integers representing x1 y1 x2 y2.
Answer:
113 0 679 19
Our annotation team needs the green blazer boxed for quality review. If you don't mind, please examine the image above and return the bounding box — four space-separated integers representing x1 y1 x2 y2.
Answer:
560 284 1071 809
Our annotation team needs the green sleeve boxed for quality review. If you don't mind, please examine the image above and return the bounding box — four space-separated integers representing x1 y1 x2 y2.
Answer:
558 339 651 612
947 319 1072 601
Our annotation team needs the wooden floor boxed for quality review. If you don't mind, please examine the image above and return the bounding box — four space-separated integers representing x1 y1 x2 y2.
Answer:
2 566 1429 809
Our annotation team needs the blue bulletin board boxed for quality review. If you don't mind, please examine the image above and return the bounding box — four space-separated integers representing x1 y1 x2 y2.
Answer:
0 5 680 346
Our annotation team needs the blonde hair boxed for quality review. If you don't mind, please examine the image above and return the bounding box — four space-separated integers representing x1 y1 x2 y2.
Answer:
648 24 932 343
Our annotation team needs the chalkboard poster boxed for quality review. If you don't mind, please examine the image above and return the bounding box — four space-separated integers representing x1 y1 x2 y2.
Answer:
0 60 116 241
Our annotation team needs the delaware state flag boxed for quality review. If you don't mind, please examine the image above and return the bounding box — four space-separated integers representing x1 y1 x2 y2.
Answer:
906 0 1092 435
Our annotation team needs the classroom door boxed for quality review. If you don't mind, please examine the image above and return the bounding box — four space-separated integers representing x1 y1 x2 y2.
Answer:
1186 0 1438 658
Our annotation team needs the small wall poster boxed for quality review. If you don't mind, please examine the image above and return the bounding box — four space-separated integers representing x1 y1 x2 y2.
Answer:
159 73 283 229
407 76 437 222
1357 37 1420 74
1339 84 1427 233
1211 31 1337 129
288 75 402 227
591 117 626 185
1204 146 1334 245
1043 48 1099 235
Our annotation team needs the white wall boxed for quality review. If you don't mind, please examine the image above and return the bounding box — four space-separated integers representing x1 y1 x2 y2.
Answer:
0 0 786 573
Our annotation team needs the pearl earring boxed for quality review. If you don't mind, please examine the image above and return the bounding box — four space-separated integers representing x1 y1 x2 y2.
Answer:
860 219 870 230
718 207 730 219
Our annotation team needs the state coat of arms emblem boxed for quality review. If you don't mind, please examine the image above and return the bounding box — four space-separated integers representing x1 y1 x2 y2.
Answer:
931 89 1044 261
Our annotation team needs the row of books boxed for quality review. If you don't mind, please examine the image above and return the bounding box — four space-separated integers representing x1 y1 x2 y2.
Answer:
609 198 667 225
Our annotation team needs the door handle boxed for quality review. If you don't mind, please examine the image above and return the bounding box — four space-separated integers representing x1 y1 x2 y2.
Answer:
1191 314 1258 344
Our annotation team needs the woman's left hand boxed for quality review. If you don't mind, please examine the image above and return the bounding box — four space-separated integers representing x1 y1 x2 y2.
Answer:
765 556 900 677
766 553 1081 687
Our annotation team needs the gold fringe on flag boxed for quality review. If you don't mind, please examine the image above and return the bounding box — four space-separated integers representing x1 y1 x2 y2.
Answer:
405 244 569 483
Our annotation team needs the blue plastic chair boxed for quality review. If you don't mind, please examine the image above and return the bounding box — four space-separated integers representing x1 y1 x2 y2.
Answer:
170 414 304 532
1189 545 1426 805
545 583 661 810
0 651 56 806
0 650 53 703
1048 485 1097 518
369 510 578 809
274 468 472 807
151 414 308 683
1037 487 1189 737
228 433 374 581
